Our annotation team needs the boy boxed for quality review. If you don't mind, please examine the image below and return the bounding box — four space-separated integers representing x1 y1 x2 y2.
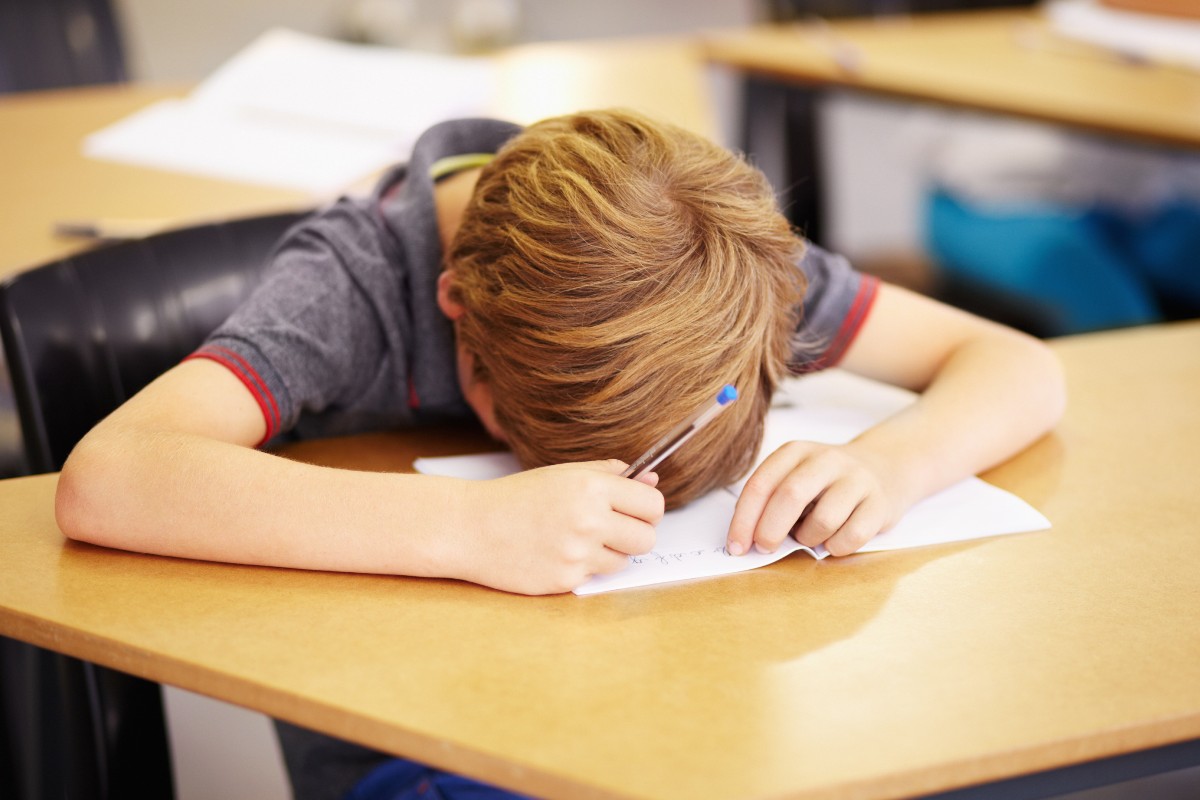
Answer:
56 110 1065 799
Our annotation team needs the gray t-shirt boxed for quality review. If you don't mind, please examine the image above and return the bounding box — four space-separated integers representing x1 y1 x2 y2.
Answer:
195 118 522 445
190 118 879 800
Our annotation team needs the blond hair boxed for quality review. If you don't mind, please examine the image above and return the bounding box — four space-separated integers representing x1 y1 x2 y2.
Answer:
447 110 805 508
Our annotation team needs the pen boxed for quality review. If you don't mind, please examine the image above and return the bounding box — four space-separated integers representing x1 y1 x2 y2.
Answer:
622 384 738 479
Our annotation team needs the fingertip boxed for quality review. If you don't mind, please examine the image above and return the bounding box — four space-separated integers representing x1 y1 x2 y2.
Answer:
635 470 659 488
725 519 746 556
824 530 869 558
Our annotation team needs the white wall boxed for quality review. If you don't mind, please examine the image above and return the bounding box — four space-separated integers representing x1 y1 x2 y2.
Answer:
115 0 759 81
820 91 939 260
163 687 291 800
116 0 346 82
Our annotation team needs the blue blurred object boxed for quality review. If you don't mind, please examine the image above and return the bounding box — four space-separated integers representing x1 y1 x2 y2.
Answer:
348 756 534 800
926 188 1200 336
1095 200 1200 322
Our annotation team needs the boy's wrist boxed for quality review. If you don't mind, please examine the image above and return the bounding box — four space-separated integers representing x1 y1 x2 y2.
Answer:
391 473 481 583
842 438 925 526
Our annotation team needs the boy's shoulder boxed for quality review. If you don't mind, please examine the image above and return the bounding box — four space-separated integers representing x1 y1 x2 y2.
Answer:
795 242 880 370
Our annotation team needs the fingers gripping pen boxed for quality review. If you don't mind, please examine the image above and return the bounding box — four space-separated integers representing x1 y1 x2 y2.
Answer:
621 385 738 479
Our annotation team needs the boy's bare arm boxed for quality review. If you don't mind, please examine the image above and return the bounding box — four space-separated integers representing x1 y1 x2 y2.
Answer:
55 360 662 595
728 283 1067 556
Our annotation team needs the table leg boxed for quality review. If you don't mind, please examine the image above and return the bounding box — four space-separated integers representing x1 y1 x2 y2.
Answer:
741 76 826 244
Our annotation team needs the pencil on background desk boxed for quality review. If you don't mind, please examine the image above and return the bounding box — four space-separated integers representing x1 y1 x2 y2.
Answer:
802 15 865 75
53 218 174 241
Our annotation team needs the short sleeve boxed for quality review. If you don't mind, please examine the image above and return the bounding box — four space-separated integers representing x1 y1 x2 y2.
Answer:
791 242 880 372
187 198 409 443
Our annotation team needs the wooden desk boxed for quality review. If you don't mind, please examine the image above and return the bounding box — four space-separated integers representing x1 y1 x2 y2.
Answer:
0 84 309 281
2 322 1199 800
0 37 714 282
704 8 1200 148
702 8 1200 239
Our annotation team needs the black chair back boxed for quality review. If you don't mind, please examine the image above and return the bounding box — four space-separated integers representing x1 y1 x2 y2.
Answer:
0 210 306 473
0 209 307 800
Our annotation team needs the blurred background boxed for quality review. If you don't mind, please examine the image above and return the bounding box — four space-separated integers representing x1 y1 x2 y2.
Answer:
6 0 1196 342
2 2 1198 799
2 0 1039 289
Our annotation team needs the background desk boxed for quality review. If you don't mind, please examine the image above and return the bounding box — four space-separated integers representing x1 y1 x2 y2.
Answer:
703 8 1200 240
0 36 716 282
2 322 1199 800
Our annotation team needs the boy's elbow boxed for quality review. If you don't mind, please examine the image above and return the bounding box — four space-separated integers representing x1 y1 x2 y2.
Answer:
55 436 121 546
1021 333 1068 433
55 471 89 544
1048 352 1068 428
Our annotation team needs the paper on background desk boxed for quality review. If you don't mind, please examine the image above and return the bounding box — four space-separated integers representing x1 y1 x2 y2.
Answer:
84 29 496 196
1046 0 1200 72
415 371 1050 595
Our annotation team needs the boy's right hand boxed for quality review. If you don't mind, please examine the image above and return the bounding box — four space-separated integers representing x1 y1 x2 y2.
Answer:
456 460 663 595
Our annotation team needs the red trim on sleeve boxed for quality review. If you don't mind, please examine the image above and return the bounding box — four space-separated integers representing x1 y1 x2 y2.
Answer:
817 275 880 369
184 346 281 446
408 382 420 410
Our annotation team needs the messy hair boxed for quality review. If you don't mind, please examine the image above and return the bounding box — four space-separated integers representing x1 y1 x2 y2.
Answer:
447 109 805 508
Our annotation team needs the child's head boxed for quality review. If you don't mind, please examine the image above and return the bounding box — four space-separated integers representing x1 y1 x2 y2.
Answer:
445 109 805 508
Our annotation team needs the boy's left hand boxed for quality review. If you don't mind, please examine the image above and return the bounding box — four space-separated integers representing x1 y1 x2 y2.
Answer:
726 441 900 557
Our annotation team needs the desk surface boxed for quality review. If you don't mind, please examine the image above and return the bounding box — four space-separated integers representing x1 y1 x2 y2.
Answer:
2 321 1199 800
0 37 714 281
703 9 1200 148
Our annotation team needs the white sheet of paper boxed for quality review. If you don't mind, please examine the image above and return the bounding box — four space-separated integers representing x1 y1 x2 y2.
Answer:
414 371 1051 595
1046 0 1200 71
189 29 496 140
84 99 404 195
84 29 496 196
